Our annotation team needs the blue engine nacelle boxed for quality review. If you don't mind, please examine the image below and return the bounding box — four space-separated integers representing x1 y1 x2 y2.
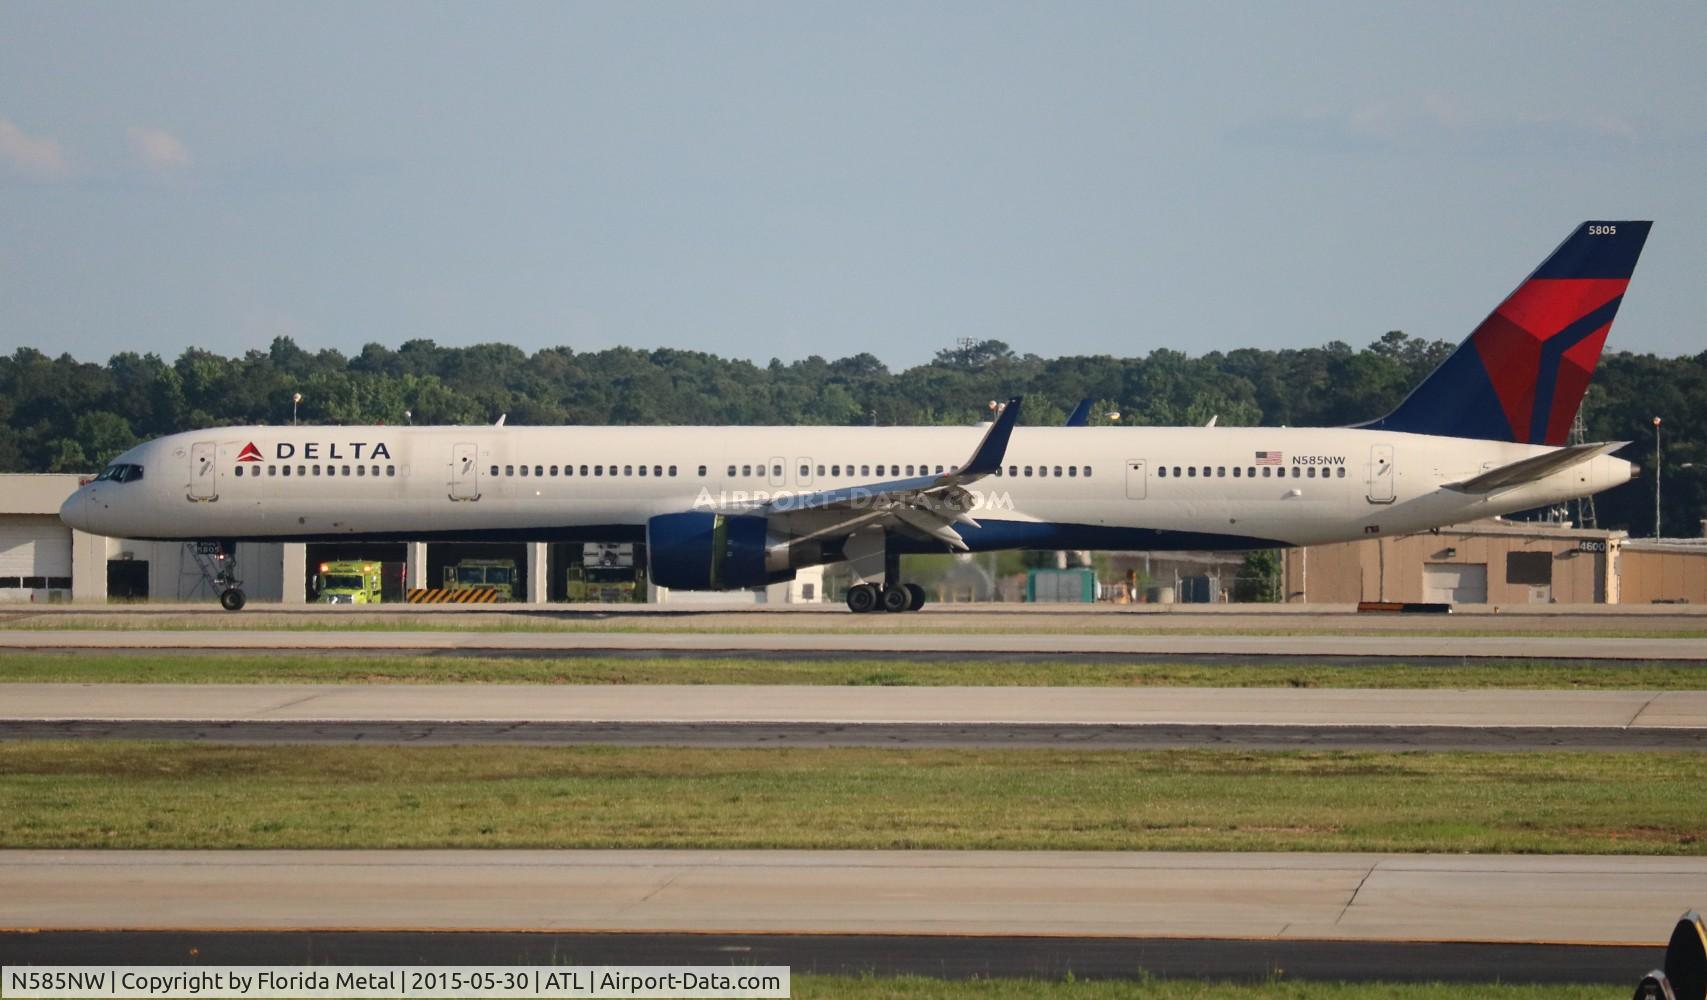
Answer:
646 511 790 591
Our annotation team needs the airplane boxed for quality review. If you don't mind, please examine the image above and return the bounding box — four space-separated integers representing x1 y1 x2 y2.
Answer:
60 221 1650 612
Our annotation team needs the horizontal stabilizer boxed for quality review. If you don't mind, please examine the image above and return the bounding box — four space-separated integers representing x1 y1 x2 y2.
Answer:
1443 441 1626 494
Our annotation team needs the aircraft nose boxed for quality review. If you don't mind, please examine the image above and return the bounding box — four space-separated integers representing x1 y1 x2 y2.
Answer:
59 487 91 532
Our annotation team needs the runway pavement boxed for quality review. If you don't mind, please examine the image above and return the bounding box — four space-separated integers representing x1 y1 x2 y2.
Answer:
4 850 1701 946
4 682 1704 728
4 627 1707 659
8 719 1704 749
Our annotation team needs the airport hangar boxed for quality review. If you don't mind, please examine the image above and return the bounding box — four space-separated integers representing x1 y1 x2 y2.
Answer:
4 471 1706 606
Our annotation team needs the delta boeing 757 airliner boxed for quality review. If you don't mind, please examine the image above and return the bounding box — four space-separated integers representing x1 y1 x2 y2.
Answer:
60 221 1650 612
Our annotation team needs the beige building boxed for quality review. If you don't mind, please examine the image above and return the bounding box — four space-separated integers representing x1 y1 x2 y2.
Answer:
1283 518 1707 606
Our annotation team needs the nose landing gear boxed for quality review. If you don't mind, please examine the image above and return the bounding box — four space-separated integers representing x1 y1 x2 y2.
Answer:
190 541 246 612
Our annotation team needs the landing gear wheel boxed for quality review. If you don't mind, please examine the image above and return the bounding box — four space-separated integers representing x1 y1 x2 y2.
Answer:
904 583 926 612
881 585 912 613
846 583 879 614
219 588 247 612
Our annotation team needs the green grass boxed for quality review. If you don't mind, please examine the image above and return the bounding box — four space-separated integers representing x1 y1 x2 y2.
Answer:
791 975 1624 999
0 651 1702 689
3 743 1702 852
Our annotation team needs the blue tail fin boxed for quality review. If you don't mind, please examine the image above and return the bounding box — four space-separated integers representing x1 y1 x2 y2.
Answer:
1360 221 1650 444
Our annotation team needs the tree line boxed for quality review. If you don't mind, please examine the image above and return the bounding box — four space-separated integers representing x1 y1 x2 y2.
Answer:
2 332 1702 536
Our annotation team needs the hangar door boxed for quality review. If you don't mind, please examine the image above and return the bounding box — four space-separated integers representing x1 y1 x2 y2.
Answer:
1422 563 1487 604
0 515 72 586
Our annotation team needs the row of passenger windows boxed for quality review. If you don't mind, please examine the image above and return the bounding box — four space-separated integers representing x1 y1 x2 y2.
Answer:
482 461 1097 481
234 464 397 478
495 464 682 478
1158 465 1345 479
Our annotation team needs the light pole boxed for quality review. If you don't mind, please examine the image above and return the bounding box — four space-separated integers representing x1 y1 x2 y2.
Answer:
292 392 302 427
1653 416 1662 539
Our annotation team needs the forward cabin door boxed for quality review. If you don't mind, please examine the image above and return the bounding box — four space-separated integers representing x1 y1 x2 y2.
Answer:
450 443 480 500
1366 444 1395 504
188 441 218 501
1125 460 1147 500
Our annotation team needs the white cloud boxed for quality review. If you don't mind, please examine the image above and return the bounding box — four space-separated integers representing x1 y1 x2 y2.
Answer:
128 126 192 170
0 117 69 178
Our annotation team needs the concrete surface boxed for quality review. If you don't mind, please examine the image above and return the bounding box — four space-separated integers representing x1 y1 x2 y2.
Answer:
3 627 1706 660
4 850 1703 945
3 683 1704 728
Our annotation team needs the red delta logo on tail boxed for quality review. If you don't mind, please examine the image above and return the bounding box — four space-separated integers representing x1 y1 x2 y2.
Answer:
236 442 263 463
1362 222 1651 446
1473 275 1629 446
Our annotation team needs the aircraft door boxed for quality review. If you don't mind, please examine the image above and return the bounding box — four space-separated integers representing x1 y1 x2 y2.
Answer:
450 443 480 500
1367 444 1395 504
1125 460 1147 500
188 441 218 501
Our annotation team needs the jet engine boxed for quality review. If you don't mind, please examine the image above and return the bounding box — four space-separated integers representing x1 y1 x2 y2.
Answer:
646 511 798 591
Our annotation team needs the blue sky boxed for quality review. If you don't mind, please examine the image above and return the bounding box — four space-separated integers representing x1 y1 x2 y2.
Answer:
3 2 1703 367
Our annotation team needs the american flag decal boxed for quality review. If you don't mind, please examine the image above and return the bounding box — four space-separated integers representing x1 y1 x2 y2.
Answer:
1254 451 1282 466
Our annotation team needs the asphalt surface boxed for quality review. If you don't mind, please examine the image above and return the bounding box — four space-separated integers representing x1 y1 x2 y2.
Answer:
6 682 1704 728
5 627 1705 659
0 930 1655 984
6 850 1702 947
6 719 1705 750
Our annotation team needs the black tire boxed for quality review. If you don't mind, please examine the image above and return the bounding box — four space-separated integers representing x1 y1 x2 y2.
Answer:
905 582 927 611
881 585 911 613
846 584 878 614
219 588 247 612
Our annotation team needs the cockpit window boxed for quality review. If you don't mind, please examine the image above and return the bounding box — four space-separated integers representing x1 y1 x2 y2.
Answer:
96 464 144 483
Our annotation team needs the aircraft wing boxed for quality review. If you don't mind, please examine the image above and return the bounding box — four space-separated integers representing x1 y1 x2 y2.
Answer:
760 397 1024 551
1443 441 1627 494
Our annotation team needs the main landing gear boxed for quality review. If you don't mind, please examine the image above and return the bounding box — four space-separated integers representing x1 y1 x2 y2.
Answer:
845 582 926 614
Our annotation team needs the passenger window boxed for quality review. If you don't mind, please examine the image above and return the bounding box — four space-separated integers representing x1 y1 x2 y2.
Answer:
936 465 944 474
669 466 678 477
1158 466 1168 478
1068 466 1077 477
1338 467 1346 478
771 465 781 478
697 465 706 476
1172 466 1181 477
490 465 499 476
1262 467 1271 478
1053 466 1062 477
861 465 870 476
638 465 647 476
1008 465 1018 477
579 465 588 476
313 465 322 476
1307 467 1316 478
268 466 276 477
1292 467 1301 478
624 465 633 476
535 465 544 477
1084 467 1091 477
1024 466 1033 477
343 465 351 476
234 466 243 477
1247 467 1256 478
506 465 514 476
595 465 603 476
1188 467 1196 478
520 465 529 477
800 465 809 478
357 465 366 477
905 465 914 475
1232 467 1240 478
282 465 291 477
816 465 825 476
386 465 395 477
741 465 751 476
831 465 840 476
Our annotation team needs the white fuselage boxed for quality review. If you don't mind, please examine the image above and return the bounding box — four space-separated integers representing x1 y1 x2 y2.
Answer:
63 424 1634 562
